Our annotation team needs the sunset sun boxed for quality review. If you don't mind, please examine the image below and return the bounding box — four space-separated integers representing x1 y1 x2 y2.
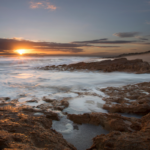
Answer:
17 49 25 55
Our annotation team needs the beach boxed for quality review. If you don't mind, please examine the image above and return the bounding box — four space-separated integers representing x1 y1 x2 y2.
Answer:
0 56 150 149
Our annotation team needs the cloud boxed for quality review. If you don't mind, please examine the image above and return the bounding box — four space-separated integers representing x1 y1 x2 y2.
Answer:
113 32 140 38
46 2 57 10
0 37 149 56
30 2 43 9
72 38 135 44
12 37 24 41
30 1 56 10
96 46 120 48
133 42 150 45
113 32 149 40
146 21 150 25
0 38 85 55
135 36 148 41
86 46 120 48
51 48 83 53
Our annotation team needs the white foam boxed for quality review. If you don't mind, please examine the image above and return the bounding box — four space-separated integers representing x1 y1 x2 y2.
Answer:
140 90 149 95
64 95 107 114
92 88 107 97
1 56 150 113
48 92 78 100
57 123 73 134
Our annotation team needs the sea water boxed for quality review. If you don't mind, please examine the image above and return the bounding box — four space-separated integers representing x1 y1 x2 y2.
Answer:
0 56 150 150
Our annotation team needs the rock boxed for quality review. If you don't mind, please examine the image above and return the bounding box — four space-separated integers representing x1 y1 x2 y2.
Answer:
42 96 55 102
0 97 10 101
103 103 150 115
0 104 76 150
68 113 90 125
38 58 150 74
68 112 140 132
87 112 150 150
87 130 150 150
45 111 60 121
73 125 79 130
61 100 69 108
38 98 69 111
26 99 38 103
21 106 42 112
68 112 150 150
10 99 18 103
54 106 64 111
36 103 52 110
101 82 150 115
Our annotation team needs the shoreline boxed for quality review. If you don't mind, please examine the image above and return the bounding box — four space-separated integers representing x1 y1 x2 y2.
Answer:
0 80 150 150
38 58 150 74
0 57 150 150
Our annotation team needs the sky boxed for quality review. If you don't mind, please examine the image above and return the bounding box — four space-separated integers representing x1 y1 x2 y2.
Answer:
0 0 150 56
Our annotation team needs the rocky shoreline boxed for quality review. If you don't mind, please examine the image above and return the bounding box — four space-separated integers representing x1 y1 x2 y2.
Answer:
0 81 149 149
68 112 150 150
1 56 150 150
38 58 150 74
0 100 76 150
101 82 150 115
67 82 150 150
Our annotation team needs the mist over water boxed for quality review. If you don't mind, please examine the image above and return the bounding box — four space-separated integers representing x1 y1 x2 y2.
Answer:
0 56 150 100
1 56 150 150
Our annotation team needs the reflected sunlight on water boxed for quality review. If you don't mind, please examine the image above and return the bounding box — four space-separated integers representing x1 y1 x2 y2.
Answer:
14 73 34 79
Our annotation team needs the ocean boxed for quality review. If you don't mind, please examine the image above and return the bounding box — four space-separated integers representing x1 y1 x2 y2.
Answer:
1 56 150 150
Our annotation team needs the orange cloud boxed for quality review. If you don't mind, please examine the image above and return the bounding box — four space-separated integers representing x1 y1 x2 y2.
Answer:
12 37 24 41
30 1 56 10
30 2 43 9
46 2 56 10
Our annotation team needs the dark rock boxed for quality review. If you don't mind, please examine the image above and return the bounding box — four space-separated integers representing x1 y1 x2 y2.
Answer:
38 58 150 74
0 104 76 150
42 96 55 102
45 111 60 121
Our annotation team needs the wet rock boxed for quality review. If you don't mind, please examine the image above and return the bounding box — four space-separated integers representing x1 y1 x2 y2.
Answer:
68 112 150 150
61 100 69 108
10 99 18 103
38 58 150 74
45 111 60 120
68 112 140 132
19 94 27 97
42 96 55 102
21 106 42 112
87 130 150 150
73 124 79 130
88 113 150 150
37 98 69 111
68 113 90 125
0 97 10 101
36 103 53 110
54 106 64 111
26 99 38 103
0 98 5 101
101 82 150 115
103 103 150 115
0 104 76 150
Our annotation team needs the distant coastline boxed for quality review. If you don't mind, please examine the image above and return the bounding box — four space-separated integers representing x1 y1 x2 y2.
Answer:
106 50 150 58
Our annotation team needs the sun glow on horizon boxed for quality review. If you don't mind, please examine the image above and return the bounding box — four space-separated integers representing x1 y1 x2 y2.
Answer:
17 49 25 55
